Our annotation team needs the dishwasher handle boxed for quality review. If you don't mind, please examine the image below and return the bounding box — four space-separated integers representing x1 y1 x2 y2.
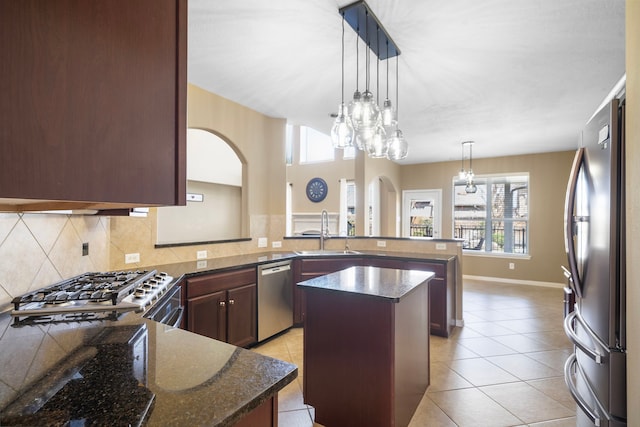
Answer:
260 264 291 276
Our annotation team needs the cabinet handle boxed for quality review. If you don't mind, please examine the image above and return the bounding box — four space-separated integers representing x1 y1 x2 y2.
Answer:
219 301 226 307
229 299 235 305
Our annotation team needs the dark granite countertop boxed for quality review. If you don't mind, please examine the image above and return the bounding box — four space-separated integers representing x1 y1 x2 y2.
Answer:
296 266 435 302
0 249 452 425
0 312 297 426
151 250 455 284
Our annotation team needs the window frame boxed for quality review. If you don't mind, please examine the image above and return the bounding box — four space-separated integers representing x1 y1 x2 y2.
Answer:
298 126 335 164
452 173 530 257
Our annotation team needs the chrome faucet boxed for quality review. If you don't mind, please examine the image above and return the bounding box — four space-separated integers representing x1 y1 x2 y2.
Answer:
320 209 330 250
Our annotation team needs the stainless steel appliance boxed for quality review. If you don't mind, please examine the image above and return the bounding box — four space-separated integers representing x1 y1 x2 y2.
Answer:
563 77 626 426
143 283 183 328
11 270 174 325
257 260 293 342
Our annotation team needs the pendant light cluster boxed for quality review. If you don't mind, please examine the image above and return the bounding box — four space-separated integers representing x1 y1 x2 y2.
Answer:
458 141 478 193
330 1 408 160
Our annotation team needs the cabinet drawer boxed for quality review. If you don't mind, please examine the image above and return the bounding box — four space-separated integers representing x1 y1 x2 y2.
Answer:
300 258 361 274
187 268 256 298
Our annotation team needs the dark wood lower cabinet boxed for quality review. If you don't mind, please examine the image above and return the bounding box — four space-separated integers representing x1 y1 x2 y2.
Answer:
188 289 227 341
185 268 257 348
293 257 362 325
403 260 456 337
303 276 430 427
227 284 258 348
293 255 456 336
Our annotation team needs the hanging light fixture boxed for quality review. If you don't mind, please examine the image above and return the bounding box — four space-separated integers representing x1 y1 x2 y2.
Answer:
386 55 408 160
381 40 395 128
331 13 355 148
336 0 407 160
366 28 388 158
354 12 380 152
458 142 467 179
459 141 477 193
348 16 363 134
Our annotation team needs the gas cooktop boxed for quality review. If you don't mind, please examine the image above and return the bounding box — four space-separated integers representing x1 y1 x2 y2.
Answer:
11 270 173 324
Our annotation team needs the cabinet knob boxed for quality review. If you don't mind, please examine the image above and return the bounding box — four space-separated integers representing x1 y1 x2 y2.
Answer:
229 299 235 305
219 301 226 307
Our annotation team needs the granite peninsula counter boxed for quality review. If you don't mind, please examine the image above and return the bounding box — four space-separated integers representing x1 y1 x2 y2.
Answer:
0 311 297 426
298 266 435 427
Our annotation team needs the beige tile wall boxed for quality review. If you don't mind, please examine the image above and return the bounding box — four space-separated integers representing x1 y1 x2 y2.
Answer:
0 213 110 311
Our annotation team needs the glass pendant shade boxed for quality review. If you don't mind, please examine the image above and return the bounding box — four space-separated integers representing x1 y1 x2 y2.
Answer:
349 90 364 129
386 128 408 160
355 123 375 150
331 103 355 148
465 181 478 193
458 169 467 180
381 98 395 127
357 90 380 129
366 125 388 158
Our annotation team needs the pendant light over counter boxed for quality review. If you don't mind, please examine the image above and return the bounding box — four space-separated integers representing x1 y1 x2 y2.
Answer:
459 141 478 193
330 0 408 160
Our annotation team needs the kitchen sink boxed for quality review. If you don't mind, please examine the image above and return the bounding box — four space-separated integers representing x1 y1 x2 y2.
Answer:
294 250 361 256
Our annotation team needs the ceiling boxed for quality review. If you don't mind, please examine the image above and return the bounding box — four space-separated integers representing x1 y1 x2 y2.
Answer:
187 0 625 165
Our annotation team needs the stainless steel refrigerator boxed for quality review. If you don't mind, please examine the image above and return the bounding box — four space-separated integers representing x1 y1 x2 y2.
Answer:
564 78 626 427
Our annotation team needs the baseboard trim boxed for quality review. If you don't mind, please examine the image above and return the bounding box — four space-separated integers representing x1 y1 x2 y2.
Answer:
463 275 565 289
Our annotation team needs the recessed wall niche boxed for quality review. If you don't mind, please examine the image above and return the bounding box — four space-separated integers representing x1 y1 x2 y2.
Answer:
157 129 243 245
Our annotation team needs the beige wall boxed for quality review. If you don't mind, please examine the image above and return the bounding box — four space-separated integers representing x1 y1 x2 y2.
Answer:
287 135 402 237
401 151 575 285
109 84 289 269
626 1 638 423
287 129 356 215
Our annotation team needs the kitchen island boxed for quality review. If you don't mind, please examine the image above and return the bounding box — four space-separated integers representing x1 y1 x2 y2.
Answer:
298 266 434 427
0 312 296 426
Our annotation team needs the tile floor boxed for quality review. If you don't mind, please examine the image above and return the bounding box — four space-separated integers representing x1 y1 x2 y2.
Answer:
252 279 576 426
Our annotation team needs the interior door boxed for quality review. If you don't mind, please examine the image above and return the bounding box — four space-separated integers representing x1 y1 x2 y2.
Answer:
402 190 442 238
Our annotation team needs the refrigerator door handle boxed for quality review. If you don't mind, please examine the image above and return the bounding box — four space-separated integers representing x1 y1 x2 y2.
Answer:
560 265 579 300
564 147 585 298
564 353 608 426
564 310 606 364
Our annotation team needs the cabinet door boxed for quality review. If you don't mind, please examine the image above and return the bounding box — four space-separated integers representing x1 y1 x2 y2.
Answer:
403 261 450 337
0 0 186 209
227 284 257 348
428 278 446 334
188 291 227 342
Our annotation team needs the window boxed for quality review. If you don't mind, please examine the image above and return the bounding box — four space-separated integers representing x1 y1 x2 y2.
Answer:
299 126 334 163
346 180 356 236
453 174 529 254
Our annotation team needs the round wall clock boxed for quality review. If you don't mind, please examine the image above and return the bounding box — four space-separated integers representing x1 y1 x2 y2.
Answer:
306 177 328 202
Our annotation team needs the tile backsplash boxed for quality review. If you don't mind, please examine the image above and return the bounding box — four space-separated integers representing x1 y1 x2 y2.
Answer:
0 213 110 311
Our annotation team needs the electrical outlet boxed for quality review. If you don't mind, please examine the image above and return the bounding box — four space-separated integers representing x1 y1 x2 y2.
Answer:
258 237 268 248
377 240 386 248
272 241 282 248
197 260 208 269
197 250 207 259
125 253 140 264
435 243 446 250
82 242 89 256
509 262 515 270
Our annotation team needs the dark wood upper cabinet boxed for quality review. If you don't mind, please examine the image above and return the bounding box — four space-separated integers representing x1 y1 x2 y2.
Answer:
0 0 187 211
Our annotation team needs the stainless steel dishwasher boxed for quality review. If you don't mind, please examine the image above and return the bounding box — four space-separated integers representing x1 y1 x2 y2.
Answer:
257 260 293 342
